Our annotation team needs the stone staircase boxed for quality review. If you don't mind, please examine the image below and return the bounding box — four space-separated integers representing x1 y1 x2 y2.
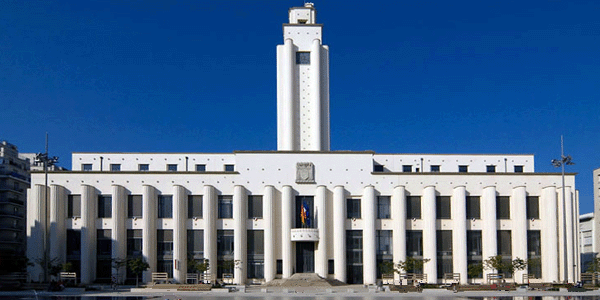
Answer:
265 273 345 287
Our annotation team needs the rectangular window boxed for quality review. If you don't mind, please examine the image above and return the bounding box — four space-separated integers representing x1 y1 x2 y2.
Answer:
328 259 334 275
217 230 234 256
402 165 412 172
467 230 482 256
377 230 393 256
514 165 524 173
406 230 423 257
436 230 453 278
467 230 483 278
377 196 391 219
436 196 451 219
157 229 174 256
466 196 481 219
97 195 112 218
430 165 440 172
128 195 143 218
82 164 92 171
247 230 264 255
248 195 263 219
127 229 142 257
373 165 384 172
224 164 235 172
346 230 363 284
188 195 203 219
276 260 283 275
486 165 496 173
187 229 204 259
167 164 177 171
347 198 361 219
527 230 542 278
526 196 539 219
138 164 149 171
110 164 121 171
218 195 233 219
195 164 206 172
96 229 112 280
497 230 512 278
296 52 310 64
459 165 468 172
158 195 173 218
67 195 81 218
496 196 510 219
296 196 314 228
406 196 421 219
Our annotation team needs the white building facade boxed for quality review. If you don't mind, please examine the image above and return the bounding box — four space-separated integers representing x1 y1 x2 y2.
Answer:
27 4 579 285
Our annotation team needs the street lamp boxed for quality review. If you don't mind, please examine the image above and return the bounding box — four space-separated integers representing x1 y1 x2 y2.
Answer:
551 135 574 283
34 134 59 283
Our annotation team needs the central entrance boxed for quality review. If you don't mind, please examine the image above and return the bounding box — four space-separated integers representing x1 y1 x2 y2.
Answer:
295 242 315 273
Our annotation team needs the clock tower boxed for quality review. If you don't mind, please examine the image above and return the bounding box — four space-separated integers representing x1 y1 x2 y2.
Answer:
277 3 330 151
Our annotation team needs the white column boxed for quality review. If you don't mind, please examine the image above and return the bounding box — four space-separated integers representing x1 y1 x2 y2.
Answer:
511 186 527 283
81 184 97 284
49 185 66 264
263 186 275 282
392 186 406 283
482 186 498 279
111 184 127 283
362 186 377 284
310 39 322 151
452 186 467 284
575 190 581 281
203 185 217 280
172 185 187 283
333 186 346 282
142 184 157 283
281 38 295 150
281 185 293 278
315 185 328 278
422 186 437 282
541 186 559 282
233 185 247 284
27 184 46 281
564 186 574 283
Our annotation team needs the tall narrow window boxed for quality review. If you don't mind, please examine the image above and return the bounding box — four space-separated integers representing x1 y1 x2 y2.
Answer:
218 195 233 219
436 230 453 278
406 196 421 219
436 196 451 219
158 195 173 218
247 230 265 279
128 195 142 218
248 195 263 219
98 195 112 218
376 230 393 278
67 195 81 218
526 196 539 219
497 230 512 278
377 196 391 219
467 230 483 278
466 196 480 219
187 230 204 260
496 196 510 219
527 230 542 278
188 195 203 219
127 229 142 257
347 198 361 219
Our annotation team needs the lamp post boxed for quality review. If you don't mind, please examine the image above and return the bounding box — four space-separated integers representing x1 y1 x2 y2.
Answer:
551 135 574 283
35 133 59 283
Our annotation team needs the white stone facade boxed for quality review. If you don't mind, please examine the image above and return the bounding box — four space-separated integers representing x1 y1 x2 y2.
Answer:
26 4 580 285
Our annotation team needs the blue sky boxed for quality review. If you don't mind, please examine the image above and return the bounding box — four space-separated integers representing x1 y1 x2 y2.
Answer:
1 1 599 213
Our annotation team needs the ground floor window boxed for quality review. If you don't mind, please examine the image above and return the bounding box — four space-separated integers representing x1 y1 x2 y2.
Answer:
346 230 363 284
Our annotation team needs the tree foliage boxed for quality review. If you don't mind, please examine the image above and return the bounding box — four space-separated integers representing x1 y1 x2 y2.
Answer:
128 257 149 287
395 257 430 273
468 263 483 279
188 258 210 274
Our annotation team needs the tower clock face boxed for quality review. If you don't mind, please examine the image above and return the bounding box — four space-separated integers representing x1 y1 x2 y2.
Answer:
296 52 310 64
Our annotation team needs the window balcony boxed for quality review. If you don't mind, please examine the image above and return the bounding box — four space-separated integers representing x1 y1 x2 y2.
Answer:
291 228 319 242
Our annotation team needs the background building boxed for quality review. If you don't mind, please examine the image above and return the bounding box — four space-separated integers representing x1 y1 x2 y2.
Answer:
26 4 580 285
580 212 594 272
0 141 30 272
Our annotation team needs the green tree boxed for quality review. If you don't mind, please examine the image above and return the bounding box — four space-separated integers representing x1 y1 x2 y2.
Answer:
483 255 506 275
111 258 127 284
395 257 430 274
379 260 395 276
510 258 527 283
468 263 483 281
586 257 600 273
188 258 210 274
128 257 149 287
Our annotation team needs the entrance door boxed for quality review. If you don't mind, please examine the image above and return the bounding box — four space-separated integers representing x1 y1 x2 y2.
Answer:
295 242 315 273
